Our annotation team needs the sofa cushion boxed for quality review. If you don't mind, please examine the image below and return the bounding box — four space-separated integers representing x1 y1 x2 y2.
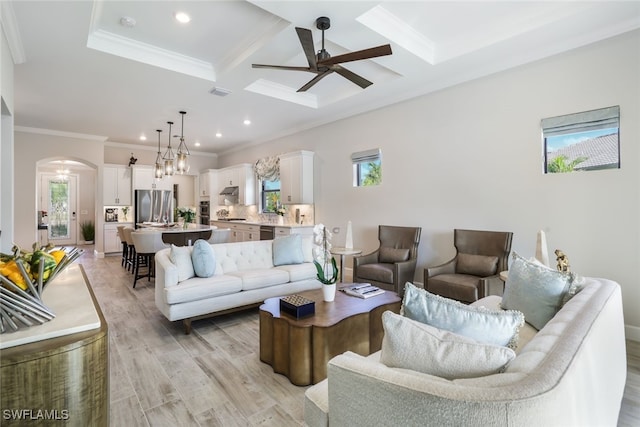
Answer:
402 282 524 348
191 239 215 278
379 247 410 263
501 251 575 330
380 311 516 380
456 253 499 276
274 263 317 282
273 234 304 266
170 244 195 282
228 268 290 291
165 275 242 304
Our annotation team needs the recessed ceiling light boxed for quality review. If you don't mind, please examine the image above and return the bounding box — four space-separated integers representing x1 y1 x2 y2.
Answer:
194 142 201 147
139 135 146 141
216 132 222 138
243 119 251 125
174 11 191 24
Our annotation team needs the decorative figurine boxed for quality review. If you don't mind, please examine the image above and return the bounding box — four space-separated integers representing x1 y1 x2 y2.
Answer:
555 249 570 272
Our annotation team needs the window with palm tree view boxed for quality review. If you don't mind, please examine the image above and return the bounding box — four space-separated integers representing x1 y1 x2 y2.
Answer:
542 106 620 174
262 179 281 212
352 148 382 186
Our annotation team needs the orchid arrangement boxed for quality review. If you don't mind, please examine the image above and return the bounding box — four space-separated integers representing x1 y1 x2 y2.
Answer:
312 224 338 285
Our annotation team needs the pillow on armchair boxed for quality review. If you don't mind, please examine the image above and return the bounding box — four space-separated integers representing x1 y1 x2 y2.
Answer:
456 253 499 276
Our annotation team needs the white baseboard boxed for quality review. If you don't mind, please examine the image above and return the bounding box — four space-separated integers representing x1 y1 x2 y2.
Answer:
625 324 640 342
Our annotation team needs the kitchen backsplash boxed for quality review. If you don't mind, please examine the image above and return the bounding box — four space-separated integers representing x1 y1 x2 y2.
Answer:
218 204 315 225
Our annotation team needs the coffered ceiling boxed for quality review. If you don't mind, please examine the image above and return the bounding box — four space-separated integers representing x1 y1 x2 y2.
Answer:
5 1 639 154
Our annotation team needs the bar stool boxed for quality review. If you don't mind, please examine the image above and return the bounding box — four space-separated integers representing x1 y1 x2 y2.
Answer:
117 225 127 268
122 227 136 273
131 231 156 288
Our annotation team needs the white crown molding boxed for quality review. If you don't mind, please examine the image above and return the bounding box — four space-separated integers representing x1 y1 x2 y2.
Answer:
0 1 26 64
15 126 108 141
87 29 216 82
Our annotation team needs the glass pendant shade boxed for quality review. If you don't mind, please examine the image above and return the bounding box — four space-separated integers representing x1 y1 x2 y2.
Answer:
175 111 190 174
163 121 175 176
154 129 164 179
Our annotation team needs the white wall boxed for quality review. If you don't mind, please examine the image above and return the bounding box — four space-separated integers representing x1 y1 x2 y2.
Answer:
220 31 640 337
14 131 103 252
1 21 15 252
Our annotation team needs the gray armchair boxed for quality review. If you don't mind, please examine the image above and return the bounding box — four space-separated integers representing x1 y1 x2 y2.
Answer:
353 225 422 297
425 229 513 303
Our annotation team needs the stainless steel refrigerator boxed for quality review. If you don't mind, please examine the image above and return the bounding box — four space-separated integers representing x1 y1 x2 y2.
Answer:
135 190 173 227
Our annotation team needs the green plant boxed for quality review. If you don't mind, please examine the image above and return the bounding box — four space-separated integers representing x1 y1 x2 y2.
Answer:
80 220 95 242
547 155 587 173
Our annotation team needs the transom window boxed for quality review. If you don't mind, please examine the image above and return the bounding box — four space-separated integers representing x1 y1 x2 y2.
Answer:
352 148 382 186
542 106 620 174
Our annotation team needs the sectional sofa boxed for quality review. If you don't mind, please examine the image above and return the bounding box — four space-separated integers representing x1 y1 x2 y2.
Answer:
304 276 626 426
155 236 321 333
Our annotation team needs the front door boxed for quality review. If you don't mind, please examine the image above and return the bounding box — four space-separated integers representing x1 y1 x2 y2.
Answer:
41 173 77 245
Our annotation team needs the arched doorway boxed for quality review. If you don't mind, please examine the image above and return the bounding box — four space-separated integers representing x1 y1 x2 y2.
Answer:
36 158 97 247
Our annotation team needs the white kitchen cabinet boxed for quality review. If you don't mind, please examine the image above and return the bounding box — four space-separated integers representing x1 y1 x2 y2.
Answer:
218 164 255 205
274 226 314 238
132 166 173 191
104 222 132 253
199 169 218 198
279 151 314 205
103 165 132 206
211 221 259 242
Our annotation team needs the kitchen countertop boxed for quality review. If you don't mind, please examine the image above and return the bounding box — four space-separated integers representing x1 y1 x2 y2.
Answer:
211 220 313 228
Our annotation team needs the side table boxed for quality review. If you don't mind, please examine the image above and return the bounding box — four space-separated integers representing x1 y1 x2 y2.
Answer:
330 247 362 282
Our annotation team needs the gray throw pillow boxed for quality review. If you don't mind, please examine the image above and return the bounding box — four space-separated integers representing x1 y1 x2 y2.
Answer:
273 234 304 266
401 282 524 349
380 311 516 379
501 251 575 330
379 247 410 263
456 253 499 276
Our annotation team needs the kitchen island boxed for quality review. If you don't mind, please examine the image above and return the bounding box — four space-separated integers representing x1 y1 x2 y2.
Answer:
210 220 313 242
137 223 213 246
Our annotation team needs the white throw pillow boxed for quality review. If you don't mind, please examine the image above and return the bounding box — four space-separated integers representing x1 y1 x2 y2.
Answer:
169 244 195 282
402 282 524 349
380 311 516 380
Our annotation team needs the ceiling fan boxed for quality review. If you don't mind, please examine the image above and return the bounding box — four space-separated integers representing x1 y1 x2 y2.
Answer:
252 16 392 92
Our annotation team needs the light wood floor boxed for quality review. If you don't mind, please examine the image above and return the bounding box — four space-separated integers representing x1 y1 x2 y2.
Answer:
77 250 639 426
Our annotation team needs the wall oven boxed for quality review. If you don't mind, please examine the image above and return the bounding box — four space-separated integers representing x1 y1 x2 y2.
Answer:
199 201 210 225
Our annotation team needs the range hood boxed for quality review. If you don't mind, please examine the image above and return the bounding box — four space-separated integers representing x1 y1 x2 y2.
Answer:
220 186 239 196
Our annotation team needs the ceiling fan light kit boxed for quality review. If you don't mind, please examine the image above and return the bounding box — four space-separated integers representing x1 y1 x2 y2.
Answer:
252 16 392 92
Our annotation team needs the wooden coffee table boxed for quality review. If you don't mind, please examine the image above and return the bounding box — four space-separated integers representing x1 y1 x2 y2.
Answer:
259 287 401 386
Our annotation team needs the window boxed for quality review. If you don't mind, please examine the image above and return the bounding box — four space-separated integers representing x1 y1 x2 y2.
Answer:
542 106 620 173
262 179 281 213
352 148 382 186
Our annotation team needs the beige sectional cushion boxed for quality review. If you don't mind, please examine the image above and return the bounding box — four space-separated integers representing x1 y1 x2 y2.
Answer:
380 311 516 380
456 253 499 276
166 275 242 304
229 268 290 291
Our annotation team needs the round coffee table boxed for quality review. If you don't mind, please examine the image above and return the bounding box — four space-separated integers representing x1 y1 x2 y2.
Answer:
259 287 401 386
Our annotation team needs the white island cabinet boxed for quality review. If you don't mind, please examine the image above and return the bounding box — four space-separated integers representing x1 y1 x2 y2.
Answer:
279 151 314 205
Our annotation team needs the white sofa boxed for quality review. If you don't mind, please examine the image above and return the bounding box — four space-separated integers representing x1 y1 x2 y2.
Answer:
304 277 627 426
155 238 321 333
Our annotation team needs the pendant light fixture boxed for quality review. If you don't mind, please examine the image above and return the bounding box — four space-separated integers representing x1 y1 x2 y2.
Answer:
163 121 175 176
154 129 164 179
175 111 190 174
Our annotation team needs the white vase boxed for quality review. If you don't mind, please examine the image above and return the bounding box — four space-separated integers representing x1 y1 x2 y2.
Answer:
322 284 336 302
277 216 284 225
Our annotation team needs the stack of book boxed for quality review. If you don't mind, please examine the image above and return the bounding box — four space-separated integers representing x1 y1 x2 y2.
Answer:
341 283 385 299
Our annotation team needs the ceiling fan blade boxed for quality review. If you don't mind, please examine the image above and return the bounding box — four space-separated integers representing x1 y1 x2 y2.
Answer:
295 27 317 70
252 64 313 72
318 44 392 66
333 65 373 89
297 70 333 92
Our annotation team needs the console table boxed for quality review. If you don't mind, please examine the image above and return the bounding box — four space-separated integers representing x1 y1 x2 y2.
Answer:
0 265 109 426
